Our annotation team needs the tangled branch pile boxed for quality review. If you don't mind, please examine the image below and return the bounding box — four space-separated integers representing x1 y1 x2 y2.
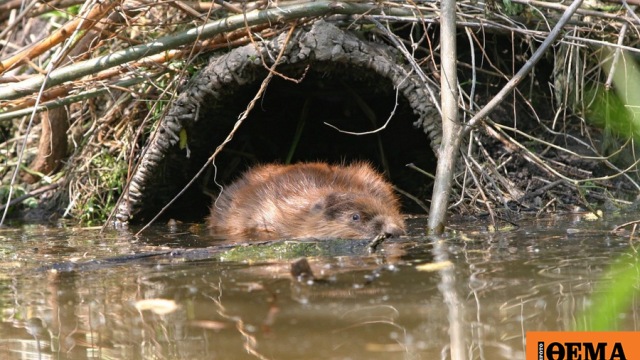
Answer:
0 0 638 226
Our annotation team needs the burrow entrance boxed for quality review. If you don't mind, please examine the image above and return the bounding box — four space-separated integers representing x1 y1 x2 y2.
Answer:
116 21 441 223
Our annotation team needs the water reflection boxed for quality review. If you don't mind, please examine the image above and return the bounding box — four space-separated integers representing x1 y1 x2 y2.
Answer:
0 214 637 359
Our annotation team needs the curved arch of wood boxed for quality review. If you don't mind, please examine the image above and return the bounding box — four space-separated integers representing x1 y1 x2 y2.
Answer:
115 20 440 224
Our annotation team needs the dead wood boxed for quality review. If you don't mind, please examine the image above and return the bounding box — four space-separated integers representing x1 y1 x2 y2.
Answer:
0 0 118 74
22 107 68 184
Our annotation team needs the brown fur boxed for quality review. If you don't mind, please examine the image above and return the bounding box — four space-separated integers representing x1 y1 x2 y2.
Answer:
207 162 405 240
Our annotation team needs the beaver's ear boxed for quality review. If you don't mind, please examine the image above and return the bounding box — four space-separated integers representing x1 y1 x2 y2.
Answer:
315 192 355 220
311 193 335 212
324 192 341 207
310 192 340 216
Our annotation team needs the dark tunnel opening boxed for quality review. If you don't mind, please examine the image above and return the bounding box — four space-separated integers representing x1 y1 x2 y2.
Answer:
136 66 437 223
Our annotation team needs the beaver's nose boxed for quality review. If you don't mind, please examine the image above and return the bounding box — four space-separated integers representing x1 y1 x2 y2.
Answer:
383 223 405 238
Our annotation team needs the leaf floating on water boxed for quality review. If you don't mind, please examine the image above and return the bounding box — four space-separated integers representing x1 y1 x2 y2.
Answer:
457 232 473 241
188 320 228 330
135 299 178 315
487 224 517 232
415 260 453 272
582 210 603 221
237 282 265 292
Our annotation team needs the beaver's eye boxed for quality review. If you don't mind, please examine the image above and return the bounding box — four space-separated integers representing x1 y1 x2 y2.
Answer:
351 213 361 221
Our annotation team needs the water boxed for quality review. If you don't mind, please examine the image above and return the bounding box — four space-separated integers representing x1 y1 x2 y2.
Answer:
0 213 638 359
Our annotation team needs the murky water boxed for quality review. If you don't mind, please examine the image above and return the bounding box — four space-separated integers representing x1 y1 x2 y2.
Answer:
0 213 638 360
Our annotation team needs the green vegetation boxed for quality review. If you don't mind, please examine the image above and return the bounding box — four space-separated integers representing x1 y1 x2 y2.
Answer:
576 256 639 331
587 50 640 154
75 150 127 226
219 239 372 262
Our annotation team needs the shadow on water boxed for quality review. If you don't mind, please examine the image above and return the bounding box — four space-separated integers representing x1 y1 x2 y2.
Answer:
0 213 638 359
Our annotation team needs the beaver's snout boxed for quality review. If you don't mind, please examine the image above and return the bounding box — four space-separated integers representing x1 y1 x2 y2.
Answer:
382 222 405 238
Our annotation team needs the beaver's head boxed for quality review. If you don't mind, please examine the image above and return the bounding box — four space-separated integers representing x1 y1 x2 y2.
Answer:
306 192 405 239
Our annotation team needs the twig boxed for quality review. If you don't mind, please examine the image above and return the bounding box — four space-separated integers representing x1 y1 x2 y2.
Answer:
486 119 640 186
0 1 422 101
630 224 638 253
0 27 274 121
393 185 430 213
368 233 387 252
520 180 566 201
612 219 640 233
406 163 436 180
0 0 40 42
0 77 149 122
1 0 102 227
0 183 59 212
0 0 117 74
323 86 400 135
367 17 441 116
461 153 496 226
536 198 557 217
605 22 629 89
622 2 640 25
462 0 585 135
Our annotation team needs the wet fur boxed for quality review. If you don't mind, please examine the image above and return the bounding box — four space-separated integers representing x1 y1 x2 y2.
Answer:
207 162 405 240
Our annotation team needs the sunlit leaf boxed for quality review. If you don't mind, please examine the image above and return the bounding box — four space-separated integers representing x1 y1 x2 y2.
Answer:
135 299 178 315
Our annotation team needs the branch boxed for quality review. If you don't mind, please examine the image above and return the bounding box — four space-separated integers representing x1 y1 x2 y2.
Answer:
0 0 118 74
461 0 585 136
428 0 462 235
0 1 418 101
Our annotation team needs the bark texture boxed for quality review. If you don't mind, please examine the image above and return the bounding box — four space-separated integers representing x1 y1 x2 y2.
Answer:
22 108 68 184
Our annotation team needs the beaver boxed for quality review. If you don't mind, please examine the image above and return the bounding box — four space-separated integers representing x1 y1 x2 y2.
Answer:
206 162 406 240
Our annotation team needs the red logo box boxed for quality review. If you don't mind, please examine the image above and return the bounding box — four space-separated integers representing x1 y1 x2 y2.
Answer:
526 332 640 360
